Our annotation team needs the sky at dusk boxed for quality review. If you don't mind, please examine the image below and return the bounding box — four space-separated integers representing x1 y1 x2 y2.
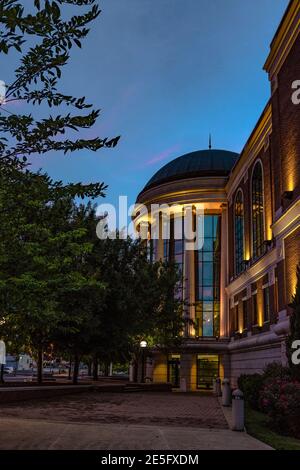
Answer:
7 0 289 210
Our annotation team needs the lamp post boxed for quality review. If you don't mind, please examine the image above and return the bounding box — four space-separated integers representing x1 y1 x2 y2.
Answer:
140 340 147 383
0 318 6 384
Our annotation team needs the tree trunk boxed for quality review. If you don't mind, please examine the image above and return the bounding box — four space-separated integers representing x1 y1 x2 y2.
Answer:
88 360 92 377
73 354 80 385
104 362 109 377
68 357 72 380
93 357 98 381
0 364 4 384
37 348 43 385
133 358 138 383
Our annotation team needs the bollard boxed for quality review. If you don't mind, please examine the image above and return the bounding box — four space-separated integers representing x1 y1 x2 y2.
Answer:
215 377 222 397
221 378 231 407
232 389 245 431
213 378 217 396
180 377 187 392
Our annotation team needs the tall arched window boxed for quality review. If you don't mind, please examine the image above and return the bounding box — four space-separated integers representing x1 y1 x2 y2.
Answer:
252 161 265 260
234 189 244 276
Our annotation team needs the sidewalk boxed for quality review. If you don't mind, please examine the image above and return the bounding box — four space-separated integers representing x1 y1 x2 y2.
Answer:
0 416 272 450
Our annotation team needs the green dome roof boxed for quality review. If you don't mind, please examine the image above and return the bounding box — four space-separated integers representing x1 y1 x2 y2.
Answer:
141 149 239 193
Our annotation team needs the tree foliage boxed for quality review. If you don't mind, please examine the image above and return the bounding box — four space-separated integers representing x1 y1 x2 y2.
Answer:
0 0 120 166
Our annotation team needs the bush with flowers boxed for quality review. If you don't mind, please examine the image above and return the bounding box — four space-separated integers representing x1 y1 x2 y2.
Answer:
259 379 300 437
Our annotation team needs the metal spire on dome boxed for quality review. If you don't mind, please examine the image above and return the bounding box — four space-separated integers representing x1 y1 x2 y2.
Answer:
209 134 212 150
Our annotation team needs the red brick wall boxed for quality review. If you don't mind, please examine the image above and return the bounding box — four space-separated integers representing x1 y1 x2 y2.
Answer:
228 146 274 279
271 35 300 212
285 227 300 306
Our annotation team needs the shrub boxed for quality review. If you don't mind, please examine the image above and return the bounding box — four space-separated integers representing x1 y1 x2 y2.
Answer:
263 362 292 382
238 373 264 410
260 379 300 438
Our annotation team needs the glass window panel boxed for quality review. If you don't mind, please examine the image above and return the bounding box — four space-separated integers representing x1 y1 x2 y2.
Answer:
203 301 214 312
174 239 183 255
203 238 213 252
203 287 214 301
204 216 213 238
203 311 214 337
252 162 265 260
203 251 213 262
194 214 221 338
196 286 203 300
203 262 213 281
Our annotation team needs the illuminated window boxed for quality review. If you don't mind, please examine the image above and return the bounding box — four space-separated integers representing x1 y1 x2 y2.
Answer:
164 215 184 299
195 215 221 337
252 162 265 260
234 189 245 275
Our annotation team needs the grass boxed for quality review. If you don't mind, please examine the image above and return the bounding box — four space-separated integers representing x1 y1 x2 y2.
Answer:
245 406 300 450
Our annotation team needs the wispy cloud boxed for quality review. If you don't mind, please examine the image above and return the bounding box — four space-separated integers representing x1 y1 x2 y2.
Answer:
145 143 181 166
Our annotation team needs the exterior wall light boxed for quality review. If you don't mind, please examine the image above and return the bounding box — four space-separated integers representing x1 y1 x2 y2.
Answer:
243 259 250 269
140 340 147 383
282 191 294 201
264 240 273 249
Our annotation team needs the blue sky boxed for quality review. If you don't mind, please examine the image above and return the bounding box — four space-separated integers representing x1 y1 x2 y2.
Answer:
7 0 289 209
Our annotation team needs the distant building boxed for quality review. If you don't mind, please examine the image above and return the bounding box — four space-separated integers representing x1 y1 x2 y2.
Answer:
134 0 300 390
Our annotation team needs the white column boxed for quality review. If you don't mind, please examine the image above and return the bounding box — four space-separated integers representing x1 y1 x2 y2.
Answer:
220 204 229 338
184 206 195 337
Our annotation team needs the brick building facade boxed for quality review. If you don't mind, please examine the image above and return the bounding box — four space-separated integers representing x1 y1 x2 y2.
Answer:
134 0 300 389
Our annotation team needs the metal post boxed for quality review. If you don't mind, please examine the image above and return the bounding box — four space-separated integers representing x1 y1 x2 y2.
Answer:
232 389 245 431
215 377 222 397
141 348 145 383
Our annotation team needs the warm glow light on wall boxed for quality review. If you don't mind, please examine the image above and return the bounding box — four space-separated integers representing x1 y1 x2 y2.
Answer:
257 292 264 327
266 216 273 241
244 249 250 262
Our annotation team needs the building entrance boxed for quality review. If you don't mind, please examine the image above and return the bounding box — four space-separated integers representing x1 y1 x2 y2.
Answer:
167 354 180 388
197 354 219 390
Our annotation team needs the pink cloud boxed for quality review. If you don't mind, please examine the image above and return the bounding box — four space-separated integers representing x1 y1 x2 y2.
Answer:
145 144 181 166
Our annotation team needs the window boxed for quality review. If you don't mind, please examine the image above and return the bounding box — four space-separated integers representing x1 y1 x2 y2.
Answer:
234 305 239 332
163 215 184 300
263 287 270 323
234 190 245 275
195 215 221 337
242 300 248 330
252 294 258 326
252 162 265 260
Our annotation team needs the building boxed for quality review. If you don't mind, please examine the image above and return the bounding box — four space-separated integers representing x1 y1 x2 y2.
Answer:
134 0 300 390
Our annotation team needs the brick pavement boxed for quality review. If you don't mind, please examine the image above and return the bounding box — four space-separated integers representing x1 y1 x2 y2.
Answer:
0 391 228 429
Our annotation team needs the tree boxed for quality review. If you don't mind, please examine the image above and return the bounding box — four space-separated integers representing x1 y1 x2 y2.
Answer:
0 167 105 383
286 264 300 380
0 0 120 169
0 0 120 383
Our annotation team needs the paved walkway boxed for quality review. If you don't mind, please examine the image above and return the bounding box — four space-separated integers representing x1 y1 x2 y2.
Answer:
0 392 272 450
0 392 228 428
0 417 271 450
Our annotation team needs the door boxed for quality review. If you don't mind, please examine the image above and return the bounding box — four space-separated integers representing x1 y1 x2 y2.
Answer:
197 355 219 390
167 355 180 388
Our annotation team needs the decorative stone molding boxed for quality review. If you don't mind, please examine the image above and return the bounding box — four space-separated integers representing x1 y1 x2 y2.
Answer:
273 310 290 336
226 247 280 297
228 329 282 352
272 197 300 239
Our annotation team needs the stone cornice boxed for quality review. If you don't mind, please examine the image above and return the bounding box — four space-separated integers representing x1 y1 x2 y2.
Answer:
226 247 280 298
271 197 300 239
264 0 300 80
226 104 272 199
136 176 228 207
